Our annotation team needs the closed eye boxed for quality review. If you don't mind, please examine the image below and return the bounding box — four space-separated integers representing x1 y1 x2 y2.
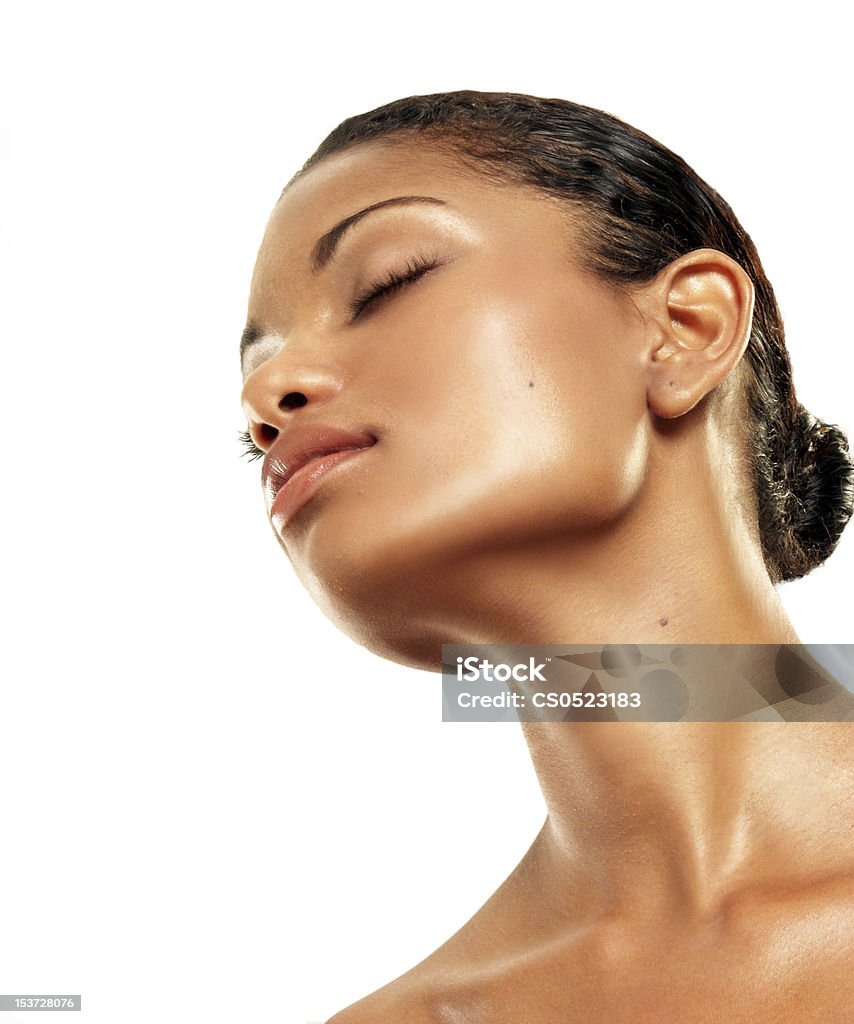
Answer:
348 253 441 321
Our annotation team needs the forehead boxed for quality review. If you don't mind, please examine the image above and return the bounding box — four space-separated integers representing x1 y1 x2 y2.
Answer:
252 140 574 280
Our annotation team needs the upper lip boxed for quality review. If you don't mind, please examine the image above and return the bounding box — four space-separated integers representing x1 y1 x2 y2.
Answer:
261 423 377 511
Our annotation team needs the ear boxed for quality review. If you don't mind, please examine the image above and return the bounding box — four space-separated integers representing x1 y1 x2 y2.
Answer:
640 249 755 419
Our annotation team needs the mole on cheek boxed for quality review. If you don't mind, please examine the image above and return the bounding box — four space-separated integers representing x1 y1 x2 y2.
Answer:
659 617 669 627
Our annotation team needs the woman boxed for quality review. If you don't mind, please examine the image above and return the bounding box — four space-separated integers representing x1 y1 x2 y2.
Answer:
239 93 854 1022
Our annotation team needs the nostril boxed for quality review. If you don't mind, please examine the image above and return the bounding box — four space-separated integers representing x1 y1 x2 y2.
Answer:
257 423 279 447
279 392 308 411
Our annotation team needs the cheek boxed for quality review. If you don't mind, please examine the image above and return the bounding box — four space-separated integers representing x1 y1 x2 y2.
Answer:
368 301 648 546
288 282 649 598
537 331 650 523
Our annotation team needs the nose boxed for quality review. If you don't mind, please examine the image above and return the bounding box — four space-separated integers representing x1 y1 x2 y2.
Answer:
241 340 344 453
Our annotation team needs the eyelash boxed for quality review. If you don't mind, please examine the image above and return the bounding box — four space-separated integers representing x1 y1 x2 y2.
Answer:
238 429 264 462
347 253 440 320
239 254 441 463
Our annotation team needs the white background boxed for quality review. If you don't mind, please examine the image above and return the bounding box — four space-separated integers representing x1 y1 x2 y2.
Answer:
1 3 851 1022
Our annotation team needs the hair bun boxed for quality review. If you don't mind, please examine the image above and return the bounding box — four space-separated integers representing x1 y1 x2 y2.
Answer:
779 406 854 579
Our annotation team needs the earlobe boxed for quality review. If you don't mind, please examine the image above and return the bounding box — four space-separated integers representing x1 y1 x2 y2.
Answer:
644 249 755 419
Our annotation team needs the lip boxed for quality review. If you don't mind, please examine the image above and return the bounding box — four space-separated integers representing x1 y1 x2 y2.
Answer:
262 424 377 530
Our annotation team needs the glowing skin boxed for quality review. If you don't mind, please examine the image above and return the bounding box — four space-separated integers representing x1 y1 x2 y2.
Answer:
243 142 792 662
240 142 854 1023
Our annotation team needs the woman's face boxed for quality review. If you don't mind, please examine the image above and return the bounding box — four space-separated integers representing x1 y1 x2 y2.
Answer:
241 140 652 666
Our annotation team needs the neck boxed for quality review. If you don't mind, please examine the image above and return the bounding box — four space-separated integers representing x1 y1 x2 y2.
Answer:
396 433 854 922
405 446 799 657
521 712 854 927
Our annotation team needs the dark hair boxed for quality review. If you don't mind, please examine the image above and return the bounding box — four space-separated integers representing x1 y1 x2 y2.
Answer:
298 91 854 583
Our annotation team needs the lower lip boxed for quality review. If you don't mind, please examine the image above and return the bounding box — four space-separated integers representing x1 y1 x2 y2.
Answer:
270 446 374 531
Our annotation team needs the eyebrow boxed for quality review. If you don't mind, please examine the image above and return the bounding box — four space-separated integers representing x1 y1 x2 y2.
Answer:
311 194 447 271
240 195 447 365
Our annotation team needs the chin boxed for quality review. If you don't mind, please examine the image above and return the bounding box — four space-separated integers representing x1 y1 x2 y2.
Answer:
306 572 449 672
290 513 467 671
